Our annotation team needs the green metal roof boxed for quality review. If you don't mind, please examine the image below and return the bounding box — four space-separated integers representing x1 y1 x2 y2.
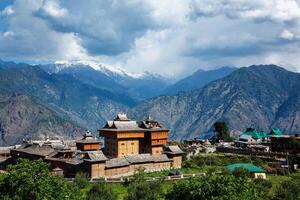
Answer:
269 128 283 136
242 130 268 139
227 163 266 173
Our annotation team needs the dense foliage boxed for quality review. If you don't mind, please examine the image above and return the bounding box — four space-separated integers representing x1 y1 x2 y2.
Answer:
165 174 269 200
74 172 90 189
87 180 117 200
0 159 299 200
125 169 162 200
274 179 300 200
0 159 79 200
213 121 231 141
183 154 266 169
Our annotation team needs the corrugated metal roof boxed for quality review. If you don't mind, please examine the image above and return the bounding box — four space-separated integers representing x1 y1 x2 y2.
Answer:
270 128 283 136
227 163 266 173
243 130 267 139
239 134 252 140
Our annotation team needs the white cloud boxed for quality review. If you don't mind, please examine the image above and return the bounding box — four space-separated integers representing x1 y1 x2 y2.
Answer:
2 31 14 38
41 0 68 18
1 0 300 76
279 30 295 40
0 0 86 61
1 6 14 16
191 0 300 22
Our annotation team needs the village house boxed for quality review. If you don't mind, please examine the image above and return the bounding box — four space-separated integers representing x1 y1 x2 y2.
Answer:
9 113 184 178
227 163 267 179
270 134 300 154
235 128 283 148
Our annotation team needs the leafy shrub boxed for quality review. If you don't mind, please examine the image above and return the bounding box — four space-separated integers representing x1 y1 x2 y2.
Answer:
0 159 79 200
166 174 266 200
232 167 251 178
125 170 162 200
87 180 117 200
274 179 300 200
74 172 90 189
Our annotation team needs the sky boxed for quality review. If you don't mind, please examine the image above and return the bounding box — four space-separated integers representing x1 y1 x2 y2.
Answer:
1 0 300 77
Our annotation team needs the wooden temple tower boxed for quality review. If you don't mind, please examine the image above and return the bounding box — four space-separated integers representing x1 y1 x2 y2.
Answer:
99 113 169 158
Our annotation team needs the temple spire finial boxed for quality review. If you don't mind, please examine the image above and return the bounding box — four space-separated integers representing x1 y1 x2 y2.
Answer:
114 112 130 121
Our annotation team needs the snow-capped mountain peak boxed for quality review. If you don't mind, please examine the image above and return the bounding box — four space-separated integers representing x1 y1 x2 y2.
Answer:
54 60 143 79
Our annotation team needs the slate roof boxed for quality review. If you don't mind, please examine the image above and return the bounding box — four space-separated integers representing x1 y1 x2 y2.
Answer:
115 113 130 121
125 154 154 164
85 151 108 162
105 153 172 168
152 154 171 162
46 151 84 165
100 113 170 133
139 120 161 129
164 145 184 155
138 122 169 131
105 157 130 168
76 139 99 144
46 149 108 165
65 157 83 165
12 143 55 157
76 131 99 144
101 120 144 132
227 163 266 173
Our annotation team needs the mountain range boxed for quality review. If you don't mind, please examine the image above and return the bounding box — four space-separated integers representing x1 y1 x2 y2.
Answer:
0 94 83 145
129 65 300 139
163 67 236 95
41 62 170 100
0 62 135 143
0 59 299 144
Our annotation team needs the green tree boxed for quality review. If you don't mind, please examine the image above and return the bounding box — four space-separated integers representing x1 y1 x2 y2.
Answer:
0 159 79 200
232 167 251 178
253 178 272 199
214 121 230 141
87 180 117 200
166 174 266 200
274 179 300 200
125 170 162 200
74 172 90 189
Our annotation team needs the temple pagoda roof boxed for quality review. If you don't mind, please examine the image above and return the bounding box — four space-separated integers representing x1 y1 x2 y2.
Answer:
100 113 168 132
76 131 99 144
